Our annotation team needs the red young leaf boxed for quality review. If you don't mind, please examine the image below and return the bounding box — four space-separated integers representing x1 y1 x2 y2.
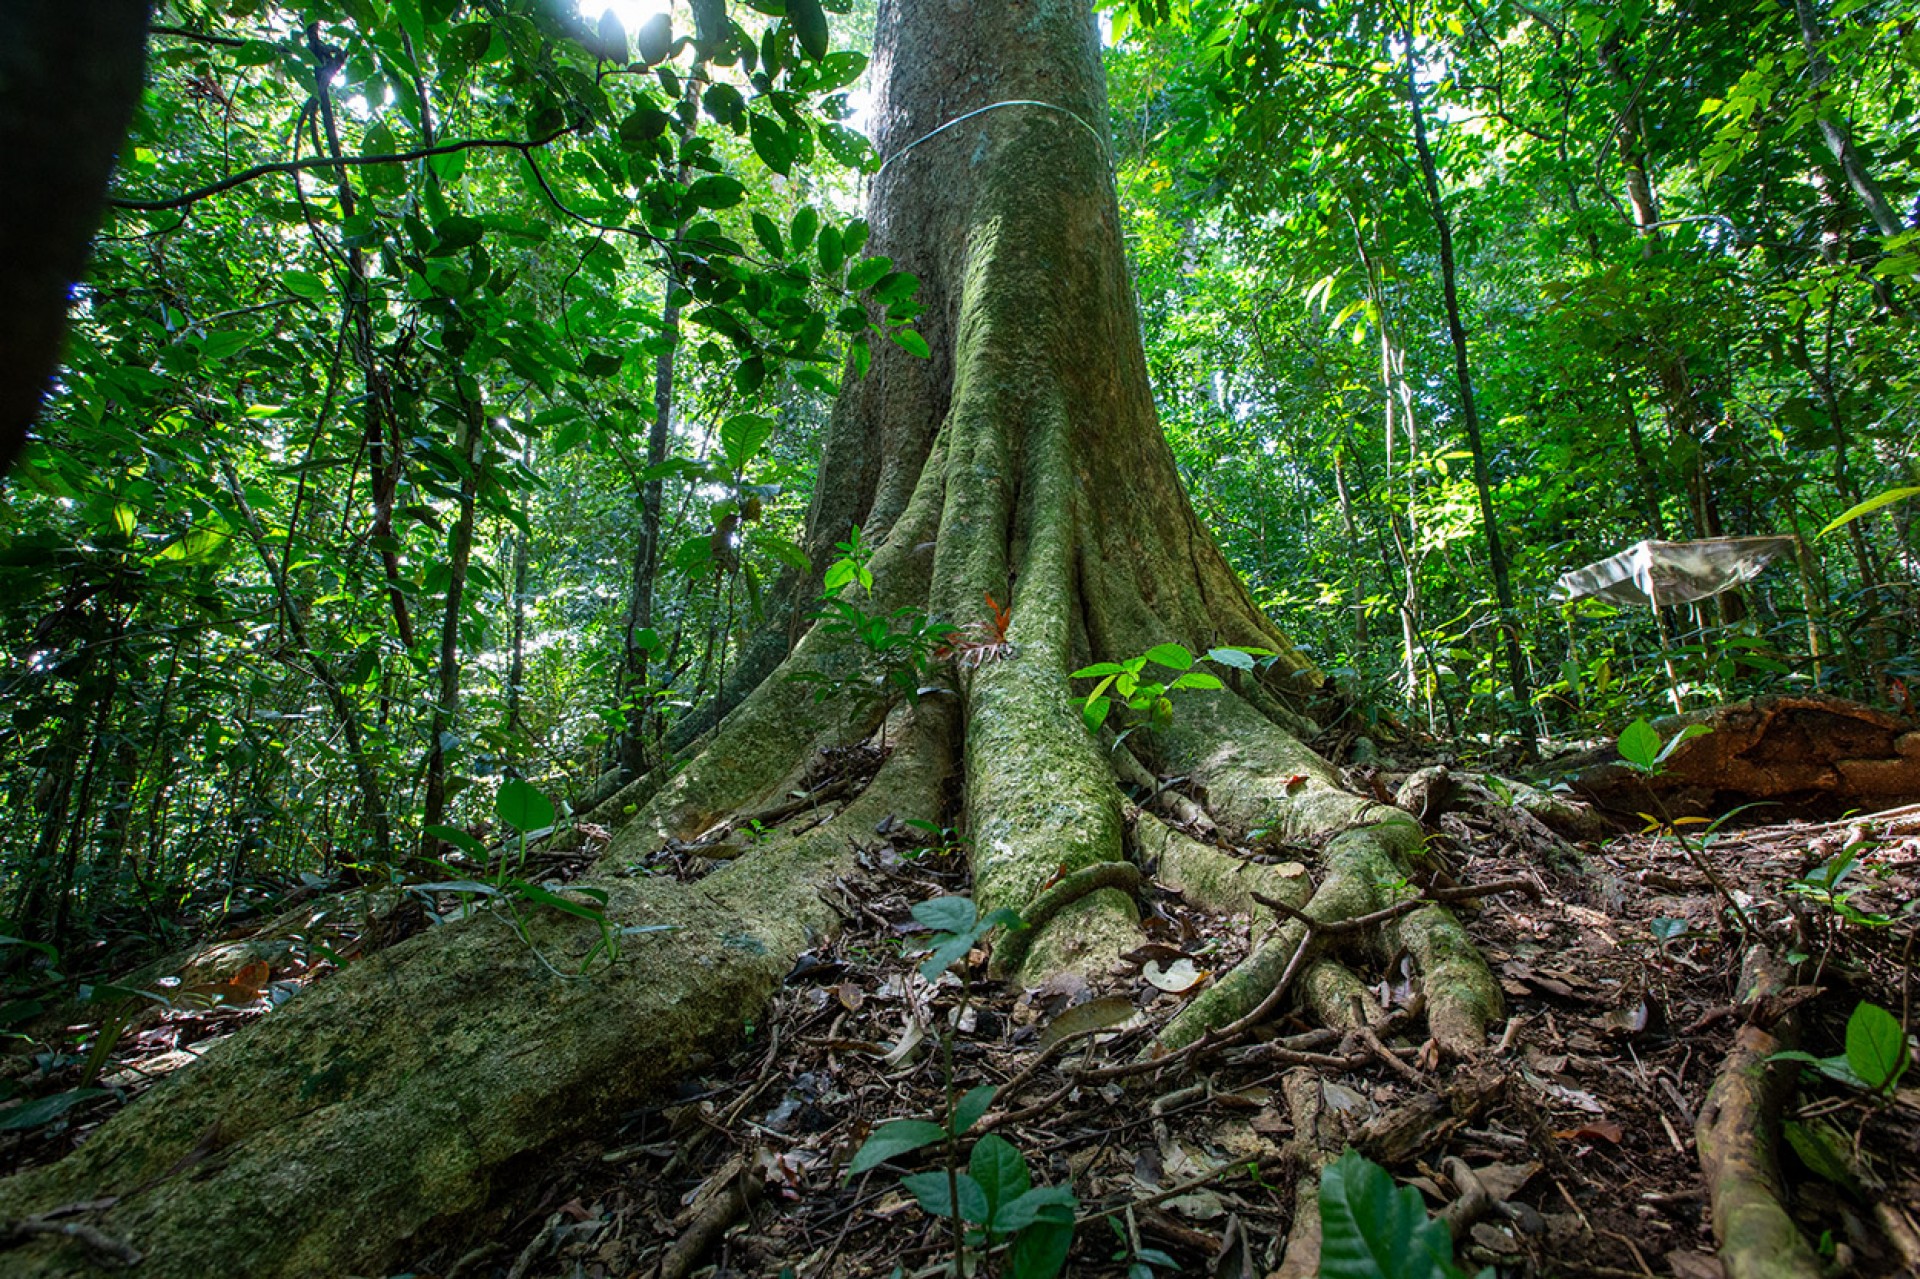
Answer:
984 591 1011 642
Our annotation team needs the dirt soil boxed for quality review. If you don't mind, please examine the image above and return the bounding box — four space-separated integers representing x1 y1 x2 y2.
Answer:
4 787 1917 1279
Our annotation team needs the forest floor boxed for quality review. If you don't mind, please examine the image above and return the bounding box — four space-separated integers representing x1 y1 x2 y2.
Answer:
4 767 1918 1279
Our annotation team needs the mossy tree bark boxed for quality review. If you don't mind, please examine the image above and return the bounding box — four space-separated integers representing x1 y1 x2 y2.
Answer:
0 1 1500 1271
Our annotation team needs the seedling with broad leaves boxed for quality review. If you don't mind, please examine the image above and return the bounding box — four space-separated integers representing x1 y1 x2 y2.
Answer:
1317 1149 1489 1279
1773 1001 1913 1096
844 896 1072 1278
1073 643 1274 746
419 780 667 976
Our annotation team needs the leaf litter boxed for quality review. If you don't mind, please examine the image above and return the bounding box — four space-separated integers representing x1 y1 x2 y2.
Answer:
2 787 1916 1277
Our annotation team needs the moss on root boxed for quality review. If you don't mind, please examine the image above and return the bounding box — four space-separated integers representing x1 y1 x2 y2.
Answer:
1156 692 1385 843
0 710 955 1278
1133 813 1309 918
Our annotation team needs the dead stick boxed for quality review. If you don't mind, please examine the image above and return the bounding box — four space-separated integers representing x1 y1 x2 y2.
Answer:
1253 876 1536 936
1695 946 1823 1279
659 1165 763 1279
0 1219 141 1267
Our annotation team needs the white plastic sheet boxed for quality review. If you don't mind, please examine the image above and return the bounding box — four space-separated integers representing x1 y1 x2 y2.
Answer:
1551 537 1797 607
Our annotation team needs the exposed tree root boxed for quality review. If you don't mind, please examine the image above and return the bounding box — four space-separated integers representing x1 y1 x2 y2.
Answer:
1694 945 1824 1279
656 1155 762 1279
1131 811 1308 918
1150 815 1502 1060
1115 747 1214 833
1267 1068 1339 1279
0 703 955 1278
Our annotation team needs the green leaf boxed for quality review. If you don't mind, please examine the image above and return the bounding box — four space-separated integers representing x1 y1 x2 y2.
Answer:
1844 1001 1909 1090
874 270 919 303
919 933 975 981
197 329 250 360
0 1089 111 1131
750 112 795 176
423 824 491 861
282 269 327 300
790 205 820 254
591 9 628 60
1782 1119 1865 1196
846 255 892 291
970 1134 1032 1218
1318 1149 1468 1279
1142 643 1195 672
751 531 811 573
720 413 776 471
503 878 609 922
902 1170 990 1223
890 328 930 359
1170 671 1223 691
993 1183 1077 1233
635 11 672 64
788 0 830 60
702 82 745 127
842 218 871 257
751 211 785 258
1654 723 1713 766
953 1084 996 1136
495 778 555 833
1072 662 1127 678
977 907 1023 933
619 105 671 148
1006 1218 1074 1279
580 350 623 378
1207 646 1257 670
0 934 57 963
817 121 878 172
847 1119 948 1176
1081 695 1112 732
1820 486 1920 538
817 224 845 275
913 896 977 935
1617 718 1661 772
687 175 745 210
813 50 868 92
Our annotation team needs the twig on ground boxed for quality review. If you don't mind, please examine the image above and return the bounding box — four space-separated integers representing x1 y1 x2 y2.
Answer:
1252 876 1537 936
0 1218 142 1267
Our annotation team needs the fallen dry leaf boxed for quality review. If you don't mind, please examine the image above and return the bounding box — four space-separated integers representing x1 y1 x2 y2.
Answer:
1553 1119 1624 1144
1143 958 1209 993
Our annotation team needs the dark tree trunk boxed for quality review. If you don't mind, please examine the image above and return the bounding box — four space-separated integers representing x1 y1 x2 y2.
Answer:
617 65 707 779
421 390 483 845
307 25 417 650
1404 31 1532 735
0 1 151 476
1794 0 1903 238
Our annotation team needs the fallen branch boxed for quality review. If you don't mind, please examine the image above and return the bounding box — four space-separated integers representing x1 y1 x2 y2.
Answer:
659 1157 763 1279
0 1218 141 1267
1695 945 1823 1279
1251 875 1537 936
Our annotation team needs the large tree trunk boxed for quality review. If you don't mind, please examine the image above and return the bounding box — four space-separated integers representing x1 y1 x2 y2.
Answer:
0 2 1499 1272
0 1 151 476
